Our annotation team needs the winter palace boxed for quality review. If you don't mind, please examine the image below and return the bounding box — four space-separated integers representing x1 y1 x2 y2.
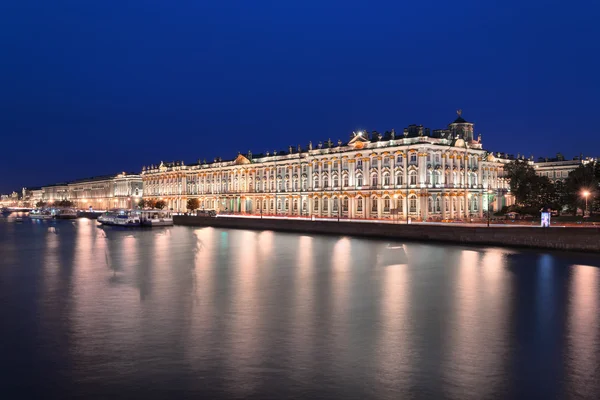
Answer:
142 111 513 220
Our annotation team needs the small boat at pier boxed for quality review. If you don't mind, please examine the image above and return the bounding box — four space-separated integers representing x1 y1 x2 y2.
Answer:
140 210 173 226
54 208 78 220
98 210 141 227
29 209 53 220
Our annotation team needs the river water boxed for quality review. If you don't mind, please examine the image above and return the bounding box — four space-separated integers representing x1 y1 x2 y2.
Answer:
1 216 600 399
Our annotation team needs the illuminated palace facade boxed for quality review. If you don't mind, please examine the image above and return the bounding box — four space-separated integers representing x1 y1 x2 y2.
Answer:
142 113 513 220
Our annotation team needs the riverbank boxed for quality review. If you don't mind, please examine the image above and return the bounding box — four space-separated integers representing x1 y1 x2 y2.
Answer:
174 215 600 252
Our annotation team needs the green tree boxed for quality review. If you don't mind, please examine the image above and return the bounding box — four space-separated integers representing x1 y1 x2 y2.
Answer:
137 199 147 209
35 200 46 208
505 159 557 212
564 163 599 214
187 198 200 212
56 199 74 207
155 200 167 210
145 199 156 209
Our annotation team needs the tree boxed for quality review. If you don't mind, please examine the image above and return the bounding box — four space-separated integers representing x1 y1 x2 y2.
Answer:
145 199 156 209
187 198 200 212
137 199 147 209
505 159 557 213
56 199 74 208
563 163 599 214
35 201 46 208
155 200 167 210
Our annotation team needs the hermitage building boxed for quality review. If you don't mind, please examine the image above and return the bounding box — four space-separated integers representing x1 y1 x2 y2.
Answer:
141 112 514 220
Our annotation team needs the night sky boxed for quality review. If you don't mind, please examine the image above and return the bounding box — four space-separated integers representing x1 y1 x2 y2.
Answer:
1 0 598 193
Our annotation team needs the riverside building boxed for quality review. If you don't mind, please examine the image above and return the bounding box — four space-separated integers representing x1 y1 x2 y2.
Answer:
41 173 143 210
142 112 513 220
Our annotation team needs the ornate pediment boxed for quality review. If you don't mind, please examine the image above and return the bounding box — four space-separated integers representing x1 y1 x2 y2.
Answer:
234 154 251 165
348 132 369 149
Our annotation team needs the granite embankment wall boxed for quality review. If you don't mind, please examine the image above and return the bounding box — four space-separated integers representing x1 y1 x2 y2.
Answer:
174 216 600 252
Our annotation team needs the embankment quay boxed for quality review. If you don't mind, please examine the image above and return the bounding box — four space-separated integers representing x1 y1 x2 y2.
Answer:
174 215 600 252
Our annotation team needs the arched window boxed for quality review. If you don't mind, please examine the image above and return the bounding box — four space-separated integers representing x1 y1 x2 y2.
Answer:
396 172 403 186
383 196 390 212
343 175 349 187
371 174 378 187
333 177 339 188
277 199 282 211
396 154 403 164
435 197 441 212
357 197 363 212
342 197 349 212
293 199 298 211
357 159 363 169
371 197 378 213
285 199 289 210
473 196 478 211
323 177 329 188
409 171 417 185
313 177 319 189
323 198 329 212
314 198 319 211
357 175 363 187
433 171 440 186
333 197 339 212
383 173 390 186
427 171 432 185
428 197 433 212
409 195 417 213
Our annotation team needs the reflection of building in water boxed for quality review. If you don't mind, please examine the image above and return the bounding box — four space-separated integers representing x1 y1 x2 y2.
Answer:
141 111 514 219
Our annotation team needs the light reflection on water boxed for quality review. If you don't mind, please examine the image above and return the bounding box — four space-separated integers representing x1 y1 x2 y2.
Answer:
1 219 600 399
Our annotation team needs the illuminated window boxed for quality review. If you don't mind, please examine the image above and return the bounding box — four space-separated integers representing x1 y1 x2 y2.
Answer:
371 197 378 213
357 197 363 212
357 175 363 187
384 197 390 212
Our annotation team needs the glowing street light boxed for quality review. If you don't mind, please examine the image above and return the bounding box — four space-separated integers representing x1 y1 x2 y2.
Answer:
582 190 591 217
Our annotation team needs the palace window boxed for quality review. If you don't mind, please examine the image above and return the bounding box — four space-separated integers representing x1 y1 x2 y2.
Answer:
343 176 349 187
324 177 329 188
357 197 363 212
384 197 390 213
436 197 441 212
313 178 319 189
410 153 417 163
396 173 403 186
396 155 403 164
333 177 339 188
357 175 363 187
323 198 329 212
383 173 390 186
285 199 289 210
342 160 348 170
383 157 390 167
314 198 319 211
333 198 339 212
343 197 348 212
372 158 379 168
409 171 417 185
409 196 417 213
428 197 433 213
357 159 363 169
396 198 403 212
333 160 339 169
293 199 298 211
371 175 378 187
371 197 378 213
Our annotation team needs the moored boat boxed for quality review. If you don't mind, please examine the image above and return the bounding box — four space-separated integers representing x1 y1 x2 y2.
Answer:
98 210 141 227
54 208 78 219
29 209 53 220
141 210 173 226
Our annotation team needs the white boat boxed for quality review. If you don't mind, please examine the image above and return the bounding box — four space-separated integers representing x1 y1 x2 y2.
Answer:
140 210 173 226
98 210 141 227
29 209 53 220
54 208 78 220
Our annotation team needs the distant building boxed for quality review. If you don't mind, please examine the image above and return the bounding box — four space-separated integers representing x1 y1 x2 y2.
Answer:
40 173 142 210
533 154 595 183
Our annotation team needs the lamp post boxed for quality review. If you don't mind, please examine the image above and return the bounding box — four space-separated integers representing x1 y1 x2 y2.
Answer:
487 189 493 227
583 190 590 217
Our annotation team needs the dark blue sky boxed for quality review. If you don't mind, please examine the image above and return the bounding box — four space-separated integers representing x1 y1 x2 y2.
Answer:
1 0 599 192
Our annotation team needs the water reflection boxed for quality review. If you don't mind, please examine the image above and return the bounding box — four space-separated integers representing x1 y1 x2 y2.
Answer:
1 222 600 399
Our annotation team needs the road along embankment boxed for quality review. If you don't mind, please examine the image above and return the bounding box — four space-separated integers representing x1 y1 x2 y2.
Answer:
174 216 600 252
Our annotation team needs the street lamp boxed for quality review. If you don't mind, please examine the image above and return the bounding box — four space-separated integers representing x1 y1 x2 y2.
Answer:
487 189 493 227
582 190 590 217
